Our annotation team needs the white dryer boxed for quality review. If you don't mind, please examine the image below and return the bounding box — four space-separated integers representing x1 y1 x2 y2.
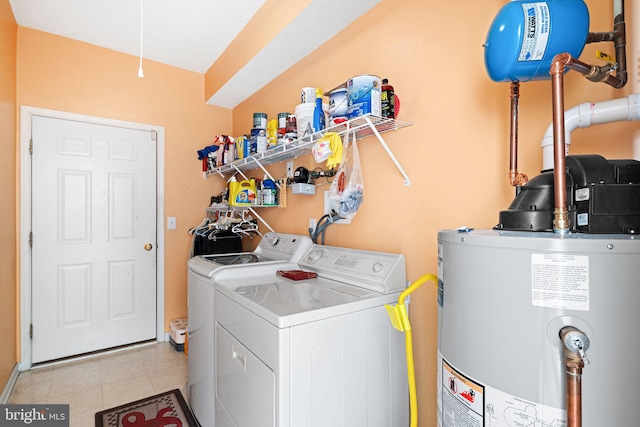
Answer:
187 232 312 427
213 244 409 427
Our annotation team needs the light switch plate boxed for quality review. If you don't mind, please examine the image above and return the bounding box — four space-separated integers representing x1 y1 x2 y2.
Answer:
167 217 177 230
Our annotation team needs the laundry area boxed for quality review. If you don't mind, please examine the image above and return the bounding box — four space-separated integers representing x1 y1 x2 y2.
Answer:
1 0 639 427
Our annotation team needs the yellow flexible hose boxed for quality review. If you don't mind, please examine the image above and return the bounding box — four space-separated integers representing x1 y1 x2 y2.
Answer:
385 273 438 427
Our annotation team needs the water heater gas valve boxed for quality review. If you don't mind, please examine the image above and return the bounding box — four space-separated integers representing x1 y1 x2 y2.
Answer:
561 326 590 365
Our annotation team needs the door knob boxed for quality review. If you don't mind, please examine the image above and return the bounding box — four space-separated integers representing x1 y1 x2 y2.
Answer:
144 243 153 251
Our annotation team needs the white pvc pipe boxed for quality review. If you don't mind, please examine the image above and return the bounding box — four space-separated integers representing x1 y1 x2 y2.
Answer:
631 0 640 160
541 94 640 169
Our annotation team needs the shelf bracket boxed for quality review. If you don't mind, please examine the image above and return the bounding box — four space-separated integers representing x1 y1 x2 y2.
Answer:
251 159 281 188
232 164 249 181
363 116 411 186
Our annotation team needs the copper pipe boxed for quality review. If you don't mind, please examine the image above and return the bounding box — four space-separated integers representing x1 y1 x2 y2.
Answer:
549 54 571 233
560 327 589 427
565 362 583 427
508 82 528 186
548 51 626 234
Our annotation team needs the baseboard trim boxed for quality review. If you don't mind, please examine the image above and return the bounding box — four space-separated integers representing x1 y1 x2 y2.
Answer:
0 364 20 404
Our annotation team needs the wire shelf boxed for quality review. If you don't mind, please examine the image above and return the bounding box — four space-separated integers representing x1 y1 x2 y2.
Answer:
204 115 412 178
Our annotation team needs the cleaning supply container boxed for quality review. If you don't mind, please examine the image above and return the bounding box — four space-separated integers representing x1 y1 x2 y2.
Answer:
295 103 316 137
329 87 349 126
261 177 278 206
313 88 326 133
229 178 257 206
347 74 381 118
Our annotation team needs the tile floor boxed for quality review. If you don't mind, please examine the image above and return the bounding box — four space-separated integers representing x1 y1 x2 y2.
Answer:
8 342 189 427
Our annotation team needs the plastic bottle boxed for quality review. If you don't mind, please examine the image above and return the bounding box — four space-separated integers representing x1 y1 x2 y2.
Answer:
227 136 235 163
267 119 278 148
227 176 237 206
223 136 231 164
313 88 325 133
215 136 224 166
381 78 395 119
261 175 278 206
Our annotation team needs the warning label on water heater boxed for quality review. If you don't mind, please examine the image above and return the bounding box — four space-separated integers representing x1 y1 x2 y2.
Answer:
437 353 567 427
518 3 550 62
531 253 590 311
440 359 484 426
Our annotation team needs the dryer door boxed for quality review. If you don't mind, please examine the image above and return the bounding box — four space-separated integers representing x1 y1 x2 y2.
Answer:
216 324 275 427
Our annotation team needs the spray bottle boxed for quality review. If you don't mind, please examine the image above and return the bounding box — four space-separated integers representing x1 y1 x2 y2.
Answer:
227 136 235 163
215 136 224 166
313 88 325 133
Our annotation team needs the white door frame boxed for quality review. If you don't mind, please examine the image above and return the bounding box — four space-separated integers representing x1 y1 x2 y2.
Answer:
19 105 166 370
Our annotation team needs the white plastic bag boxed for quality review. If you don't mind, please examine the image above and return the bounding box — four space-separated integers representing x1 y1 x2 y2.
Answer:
328 130 364 220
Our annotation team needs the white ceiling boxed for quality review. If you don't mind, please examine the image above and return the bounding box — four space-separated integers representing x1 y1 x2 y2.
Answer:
9 0 266 74
9 0 381 108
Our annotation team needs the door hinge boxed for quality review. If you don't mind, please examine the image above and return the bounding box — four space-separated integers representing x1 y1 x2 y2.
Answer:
29 324 33 339
151 130 157 141
29 139 33 155
29 232 33 248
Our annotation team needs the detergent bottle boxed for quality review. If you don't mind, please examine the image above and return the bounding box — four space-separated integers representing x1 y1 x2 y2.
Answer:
261 175 278 206
313 88 325 133
229 178 256 206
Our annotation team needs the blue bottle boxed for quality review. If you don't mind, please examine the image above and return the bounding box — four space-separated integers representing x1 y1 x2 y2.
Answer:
313 88 325 133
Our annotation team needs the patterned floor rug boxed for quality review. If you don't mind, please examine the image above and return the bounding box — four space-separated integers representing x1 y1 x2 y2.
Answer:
95 389 197 426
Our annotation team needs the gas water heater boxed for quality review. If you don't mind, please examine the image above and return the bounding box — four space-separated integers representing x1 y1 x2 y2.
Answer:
437 229 640 426
438 1 640 426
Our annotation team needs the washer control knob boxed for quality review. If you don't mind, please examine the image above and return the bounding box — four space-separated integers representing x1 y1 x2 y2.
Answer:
307 250 323 264
372 262 384 273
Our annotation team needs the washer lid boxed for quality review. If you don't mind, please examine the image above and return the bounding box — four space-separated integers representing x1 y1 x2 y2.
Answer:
215 272 399 328
187 233 313 278
188 252 277 278
201 253 261 265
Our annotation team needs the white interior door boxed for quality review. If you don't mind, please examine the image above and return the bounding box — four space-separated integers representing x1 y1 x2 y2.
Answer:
31 116 157 363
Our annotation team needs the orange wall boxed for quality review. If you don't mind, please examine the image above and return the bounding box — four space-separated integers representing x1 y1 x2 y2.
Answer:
0 0 17 387
5 1 638 425
16 28 232 339
231 1 636 426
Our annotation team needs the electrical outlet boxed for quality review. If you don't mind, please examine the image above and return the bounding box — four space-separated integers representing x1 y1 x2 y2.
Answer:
287 161 294 178
309 218 316 234
323 191 350 224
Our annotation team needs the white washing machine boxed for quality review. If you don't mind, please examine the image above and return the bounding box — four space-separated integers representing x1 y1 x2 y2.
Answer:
187 232 312 427
212 244 409 427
